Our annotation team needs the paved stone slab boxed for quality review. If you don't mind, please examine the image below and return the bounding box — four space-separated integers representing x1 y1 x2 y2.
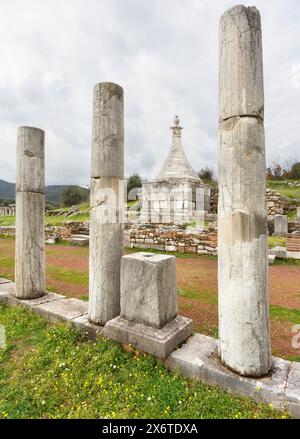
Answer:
104 315 193 358
269 246 287 259
72 314 104 340
285 362 300 418
14 291 65 307
0 282 16 296
287 251 300 260
164 333 291 411
268 254 276 265
0 291 8 304
0 278 11 284
34 298 88 323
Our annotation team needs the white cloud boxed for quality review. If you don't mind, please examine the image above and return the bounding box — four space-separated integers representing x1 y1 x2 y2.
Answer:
0 0 299 186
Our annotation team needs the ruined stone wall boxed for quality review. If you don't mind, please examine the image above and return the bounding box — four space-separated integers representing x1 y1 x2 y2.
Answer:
125 225 218 255
209 187 289 217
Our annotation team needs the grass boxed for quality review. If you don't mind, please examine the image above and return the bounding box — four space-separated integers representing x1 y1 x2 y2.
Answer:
269 305 300 324
268 236 286 248
274 258 300 267
0 216 15 226
0 304 287 419
178 288 218 305
47 266 88 286
267 180 300 200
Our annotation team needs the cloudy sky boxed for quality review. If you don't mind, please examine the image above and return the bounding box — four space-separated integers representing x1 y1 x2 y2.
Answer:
0 0 299 187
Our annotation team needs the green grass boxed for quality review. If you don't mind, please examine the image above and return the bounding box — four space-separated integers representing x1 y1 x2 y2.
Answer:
269 305 300 324
0 216 15 226
178 288 218 305
0 304 287 419
274 258 300 267
47 266 88 286
126 247 217 260
268 236 286 248
267 180 300 200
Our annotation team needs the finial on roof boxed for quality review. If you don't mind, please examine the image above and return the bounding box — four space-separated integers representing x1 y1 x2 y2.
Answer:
171 115 182 137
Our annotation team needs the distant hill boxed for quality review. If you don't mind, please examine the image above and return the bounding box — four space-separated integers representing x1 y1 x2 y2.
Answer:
0 179 88 205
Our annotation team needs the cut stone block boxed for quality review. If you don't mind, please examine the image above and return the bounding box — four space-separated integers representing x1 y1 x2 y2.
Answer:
268 254 276 265
70 236 89 246
72 314 104 340
164 333 291 410
120 252 177 329
0 282 16 296
269 246 287 259
273 214 288 236
104 315 193 358
34 298 88 323
0 278 11 284
285 362 300 418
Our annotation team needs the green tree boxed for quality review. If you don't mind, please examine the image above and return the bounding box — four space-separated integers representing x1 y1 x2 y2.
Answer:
291 162 300 179
127 173 142 200
61 186 86 207
197 166 214 182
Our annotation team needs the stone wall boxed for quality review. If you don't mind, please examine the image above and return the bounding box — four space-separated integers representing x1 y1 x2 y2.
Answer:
0 221 89 241
209 187 290 217
125 224 218 255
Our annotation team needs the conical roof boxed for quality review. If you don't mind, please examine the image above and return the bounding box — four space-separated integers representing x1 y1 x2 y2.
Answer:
155 116 201 182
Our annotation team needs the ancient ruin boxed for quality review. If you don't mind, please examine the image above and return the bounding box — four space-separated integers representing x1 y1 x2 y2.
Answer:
140 116 210 224
218 5 271 376
88 82 124 325
15 126 45 299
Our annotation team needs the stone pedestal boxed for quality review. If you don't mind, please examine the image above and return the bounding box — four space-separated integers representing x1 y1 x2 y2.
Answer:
15 127 45 299
104 252 193 358
273 214 288 236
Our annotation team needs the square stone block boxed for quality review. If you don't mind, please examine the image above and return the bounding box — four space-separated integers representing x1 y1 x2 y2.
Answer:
120 252 177 329
273 214 288 236
104 315 194 358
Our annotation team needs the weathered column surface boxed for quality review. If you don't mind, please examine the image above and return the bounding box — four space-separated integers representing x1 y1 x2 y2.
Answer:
218 5 271 376
15 126 45 299
88 82 124 325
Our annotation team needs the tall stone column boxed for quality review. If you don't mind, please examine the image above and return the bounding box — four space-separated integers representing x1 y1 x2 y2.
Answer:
218 5 271 376
88 82 124 325
15 126 45 299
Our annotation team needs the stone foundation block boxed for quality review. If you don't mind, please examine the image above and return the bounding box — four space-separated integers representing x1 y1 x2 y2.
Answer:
34 298 88 323
104 315 194 359
164 333 295 412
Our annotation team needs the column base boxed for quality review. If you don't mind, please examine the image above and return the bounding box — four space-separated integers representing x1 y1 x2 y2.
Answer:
103 315 193 358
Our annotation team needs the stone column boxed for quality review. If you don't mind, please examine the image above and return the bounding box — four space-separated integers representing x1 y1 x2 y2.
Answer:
218 5 271 376
15 126 45 299
88 82 124 325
